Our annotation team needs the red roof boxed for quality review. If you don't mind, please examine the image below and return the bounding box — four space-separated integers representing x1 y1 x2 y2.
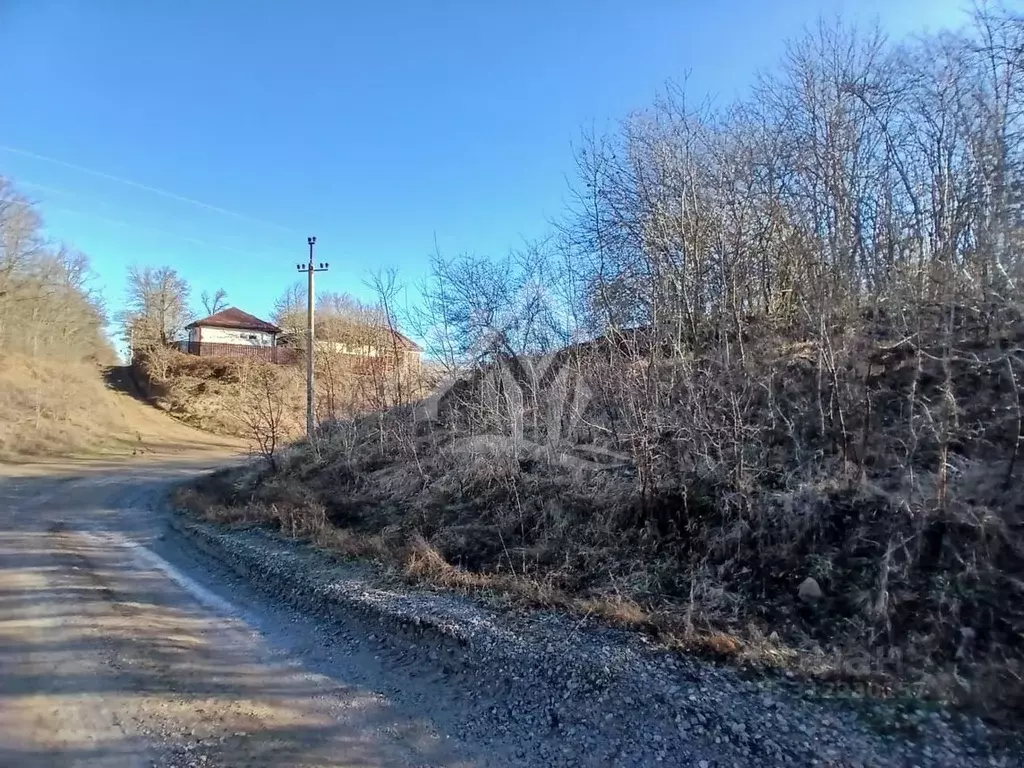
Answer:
186 307 281 334
392 329 423 352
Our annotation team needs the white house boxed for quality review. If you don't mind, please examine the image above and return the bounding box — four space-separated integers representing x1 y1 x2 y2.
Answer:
184 307 282 355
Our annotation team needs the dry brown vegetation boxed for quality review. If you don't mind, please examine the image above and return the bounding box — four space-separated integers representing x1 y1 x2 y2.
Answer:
181 7 1024 720
131 350 302 439
0 356 127 458
0 177 126 459
130 265 430 455
133 334 429 457
182 305 1024 713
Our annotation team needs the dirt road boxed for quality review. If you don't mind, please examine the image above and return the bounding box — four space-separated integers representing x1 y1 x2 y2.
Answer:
3 384 1013 768
0 444 483 767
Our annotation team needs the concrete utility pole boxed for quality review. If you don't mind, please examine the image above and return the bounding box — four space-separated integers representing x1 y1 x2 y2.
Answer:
297 237 328 442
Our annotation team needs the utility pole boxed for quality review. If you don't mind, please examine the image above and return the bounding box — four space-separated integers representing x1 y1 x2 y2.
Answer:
297 237 329 442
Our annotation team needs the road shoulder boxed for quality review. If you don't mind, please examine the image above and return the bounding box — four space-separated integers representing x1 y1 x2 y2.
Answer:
169 507 1020 768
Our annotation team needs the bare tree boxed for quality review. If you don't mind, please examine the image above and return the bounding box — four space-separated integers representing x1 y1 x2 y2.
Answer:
238 362 290 470
200 287 229 316
118 265 193 360
271 281 401 424
271 281 307 336
0 177 110 363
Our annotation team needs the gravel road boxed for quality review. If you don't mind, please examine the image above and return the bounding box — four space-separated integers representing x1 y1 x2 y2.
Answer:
0 457 479 766
0 455 1020 767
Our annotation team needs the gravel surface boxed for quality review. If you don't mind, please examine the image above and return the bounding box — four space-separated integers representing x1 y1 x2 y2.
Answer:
3 466 479 767
171 512 1022 768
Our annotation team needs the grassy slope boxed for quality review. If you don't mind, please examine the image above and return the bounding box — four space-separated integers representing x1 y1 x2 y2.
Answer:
0 355 244 460
134 351 305 439
0 355 127 458
179 311 1024 720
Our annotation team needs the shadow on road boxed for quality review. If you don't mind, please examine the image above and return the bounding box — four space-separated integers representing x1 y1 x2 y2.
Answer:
0 520 458 767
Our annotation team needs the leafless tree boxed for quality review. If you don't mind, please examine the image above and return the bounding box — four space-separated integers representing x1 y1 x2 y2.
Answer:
238 362 290 470
270 281 307 339
0 177 110 363
118 265 193 360
200 287 229 316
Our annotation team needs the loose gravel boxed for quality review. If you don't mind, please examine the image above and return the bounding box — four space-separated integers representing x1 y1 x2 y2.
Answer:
171 513 1022 768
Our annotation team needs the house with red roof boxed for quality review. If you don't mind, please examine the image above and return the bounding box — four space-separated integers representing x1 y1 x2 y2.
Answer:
180 307 423 369
181 307 294 362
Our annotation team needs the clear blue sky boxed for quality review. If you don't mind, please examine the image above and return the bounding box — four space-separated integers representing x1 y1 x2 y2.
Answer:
1 0 967 343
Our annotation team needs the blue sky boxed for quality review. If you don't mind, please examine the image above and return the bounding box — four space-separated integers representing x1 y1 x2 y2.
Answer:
1 0 968 345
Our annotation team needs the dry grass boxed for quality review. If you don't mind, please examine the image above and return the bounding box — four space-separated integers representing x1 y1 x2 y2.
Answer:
132 352 294 438
0 355 245 461
177 307 1024 722
178 476 783 682
0 355 127 459
131 348 422 443
181 462 1005 708
176 479 766 670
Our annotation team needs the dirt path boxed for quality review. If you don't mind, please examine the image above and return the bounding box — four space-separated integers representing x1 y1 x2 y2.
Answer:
0 456 486 767
4 382 1010 767
99 365 249 458
0 387 487 767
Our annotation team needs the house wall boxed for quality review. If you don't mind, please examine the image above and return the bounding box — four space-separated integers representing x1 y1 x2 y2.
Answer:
321 340 380 357
195 326 276 346
315 340 421 360
315 340 422 368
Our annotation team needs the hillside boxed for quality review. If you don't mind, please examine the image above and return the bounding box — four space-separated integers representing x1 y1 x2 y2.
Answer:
131 351 304 439
178 5 1024 721
182 304 1024 721
0 177 122 459
0 357 245 461
132 341 432 447
0 355 124 459
0 176 246 461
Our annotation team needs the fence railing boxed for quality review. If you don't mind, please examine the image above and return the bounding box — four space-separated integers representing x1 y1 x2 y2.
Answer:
176 341 298 365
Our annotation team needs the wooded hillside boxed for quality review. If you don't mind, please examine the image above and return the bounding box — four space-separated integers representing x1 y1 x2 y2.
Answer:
191 6 1024 719
0 176 125 458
